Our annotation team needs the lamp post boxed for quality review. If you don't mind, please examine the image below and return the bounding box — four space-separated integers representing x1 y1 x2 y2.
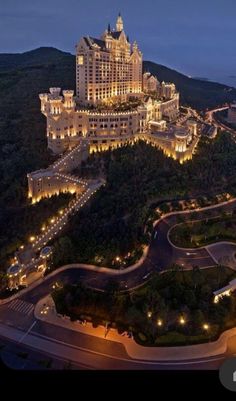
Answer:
203 323 210 342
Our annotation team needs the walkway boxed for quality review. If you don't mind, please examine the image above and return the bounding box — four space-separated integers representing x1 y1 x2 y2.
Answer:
34 295 236 362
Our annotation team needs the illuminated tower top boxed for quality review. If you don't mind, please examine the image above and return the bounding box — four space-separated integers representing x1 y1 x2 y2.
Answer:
116 13 124 32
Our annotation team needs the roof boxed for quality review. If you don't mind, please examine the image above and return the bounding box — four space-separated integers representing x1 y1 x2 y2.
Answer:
214 278 236 296
83 36 107 50
110 31 122 39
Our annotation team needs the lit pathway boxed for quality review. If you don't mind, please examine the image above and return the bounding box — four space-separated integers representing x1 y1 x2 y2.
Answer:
32 180 104 253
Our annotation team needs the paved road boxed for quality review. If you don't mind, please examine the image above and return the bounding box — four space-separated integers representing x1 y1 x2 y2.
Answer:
0 316 228 370
1 198 236 369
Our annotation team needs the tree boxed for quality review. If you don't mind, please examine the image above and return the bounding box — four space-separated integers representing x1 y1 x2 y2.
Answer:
193 309 205 332
52 236 75 267
217 264 225 287
192 266 202 290
183 289 197 309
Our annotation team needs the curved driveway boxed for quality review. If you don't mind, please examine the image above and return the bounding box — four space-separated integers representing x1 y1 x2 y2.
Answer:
1 198 236 369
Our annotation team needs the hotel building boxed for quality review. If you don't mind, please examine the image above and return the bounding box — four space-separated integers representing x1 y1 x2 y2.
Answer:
29 14 200 204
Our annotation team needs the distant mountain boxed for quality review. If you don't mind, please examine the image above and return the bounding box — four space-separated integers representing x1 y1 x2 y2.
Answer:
0 47 72 70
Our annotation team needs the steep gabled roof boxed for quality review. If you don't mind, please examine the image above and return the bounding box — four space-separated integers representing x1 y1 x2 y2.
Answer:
110 31 122 40
83 36 106 50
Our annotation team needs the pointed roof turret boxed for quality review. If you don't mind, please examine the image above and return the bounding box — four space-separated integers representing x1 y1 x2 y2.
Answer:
116 13 124 32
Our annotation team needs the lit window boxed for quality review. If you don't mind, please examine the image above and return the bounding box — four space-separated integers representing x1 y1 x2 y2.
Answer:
77 55 84 65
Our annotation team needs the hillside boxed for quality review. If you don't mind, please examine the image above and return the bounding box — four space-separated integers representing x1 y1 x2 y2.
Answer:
0 46 236 207
0 46 235 207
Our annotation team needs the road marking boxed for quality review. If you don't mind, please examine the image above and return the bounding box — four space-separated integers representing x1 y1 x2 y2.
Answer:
18 321 37 344
178 256 213 260
8 300 34 316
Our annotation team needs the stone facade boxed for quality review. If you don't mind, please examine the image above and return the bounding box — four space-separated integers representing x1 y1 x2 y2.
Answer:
76 14 142 106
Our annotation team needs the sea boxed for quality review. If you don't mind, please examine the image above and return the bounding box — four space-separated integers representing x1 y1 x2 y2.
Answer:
192 75 236 88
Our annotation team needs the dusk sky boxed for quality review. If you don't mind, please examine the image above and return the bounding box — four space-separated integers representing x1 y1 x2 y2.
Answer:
1 0 236 86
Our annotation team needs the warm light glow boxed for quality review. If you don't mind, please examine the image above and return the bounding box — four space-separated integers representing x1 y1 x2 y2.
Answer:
203 324 209 331
50 218 55 224
147 311 152 319
157 319 163 327
41 226 46 232
179 317 186 325
29 236 35 243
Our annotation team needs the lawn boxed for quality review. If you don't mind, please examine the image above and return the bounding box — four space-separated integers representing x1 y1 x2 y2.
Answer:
170 214 236 248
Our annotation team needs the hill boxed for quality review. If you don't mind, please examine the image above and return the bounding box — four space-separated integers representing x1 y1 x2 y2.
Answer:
0 46 236 208
0 46 235 207
0 47 72 70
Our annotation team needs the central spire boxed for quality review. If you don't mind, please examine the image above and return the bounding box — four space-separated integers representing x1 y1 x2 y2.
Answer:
116 13 124 32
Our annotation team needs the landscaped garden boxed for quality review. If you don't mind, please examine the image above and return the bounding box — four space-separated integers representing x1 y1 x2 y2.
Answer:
170 212 236 248
52 265 236 346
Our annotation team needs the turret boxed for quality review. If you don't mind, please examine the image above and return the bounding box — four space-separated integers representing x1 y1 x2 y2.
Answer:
133 41 138 52
116 13 124 32
48 87 63 118
175 130 188 153
39 93 49 116
63 90 75 112
49 87 61 97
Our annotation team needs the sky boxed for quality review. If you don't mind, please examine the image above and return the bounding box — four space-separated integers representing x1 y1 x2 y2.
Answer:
0 0 236 86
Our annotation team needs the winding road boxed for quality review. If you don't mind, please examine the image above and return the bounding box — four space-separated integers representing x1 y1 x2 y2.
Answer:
1 198 236 370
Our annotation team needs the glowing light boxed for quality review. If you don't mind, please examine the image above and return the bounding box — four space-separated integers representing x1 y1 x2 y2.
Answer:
203 324 209 331
179 316 186 325
157 319 163 327
50 218 55 224
29 236 35 243
147 311 152 319
41 226 46 232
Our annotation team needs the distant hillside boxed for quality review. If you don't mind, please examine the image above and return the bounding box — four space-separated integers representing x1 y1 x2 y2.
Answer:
143 61 236 110
0 47 72 70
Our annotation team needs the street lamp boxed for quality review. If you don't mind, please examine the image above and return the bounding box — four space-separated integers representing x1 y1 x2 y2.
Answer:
157 319 163 327
179 316 186 325
147 311 152 319
203 323 209 331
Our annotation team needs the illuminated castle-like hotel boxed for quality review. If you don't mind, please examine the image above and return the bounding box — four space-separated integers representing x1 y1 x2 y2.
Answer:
9 14 201 289
28 14 199 204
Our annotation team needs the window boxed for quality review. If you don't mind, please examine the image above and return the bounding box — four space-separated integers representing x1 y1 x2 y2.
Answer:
77 55 84 65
